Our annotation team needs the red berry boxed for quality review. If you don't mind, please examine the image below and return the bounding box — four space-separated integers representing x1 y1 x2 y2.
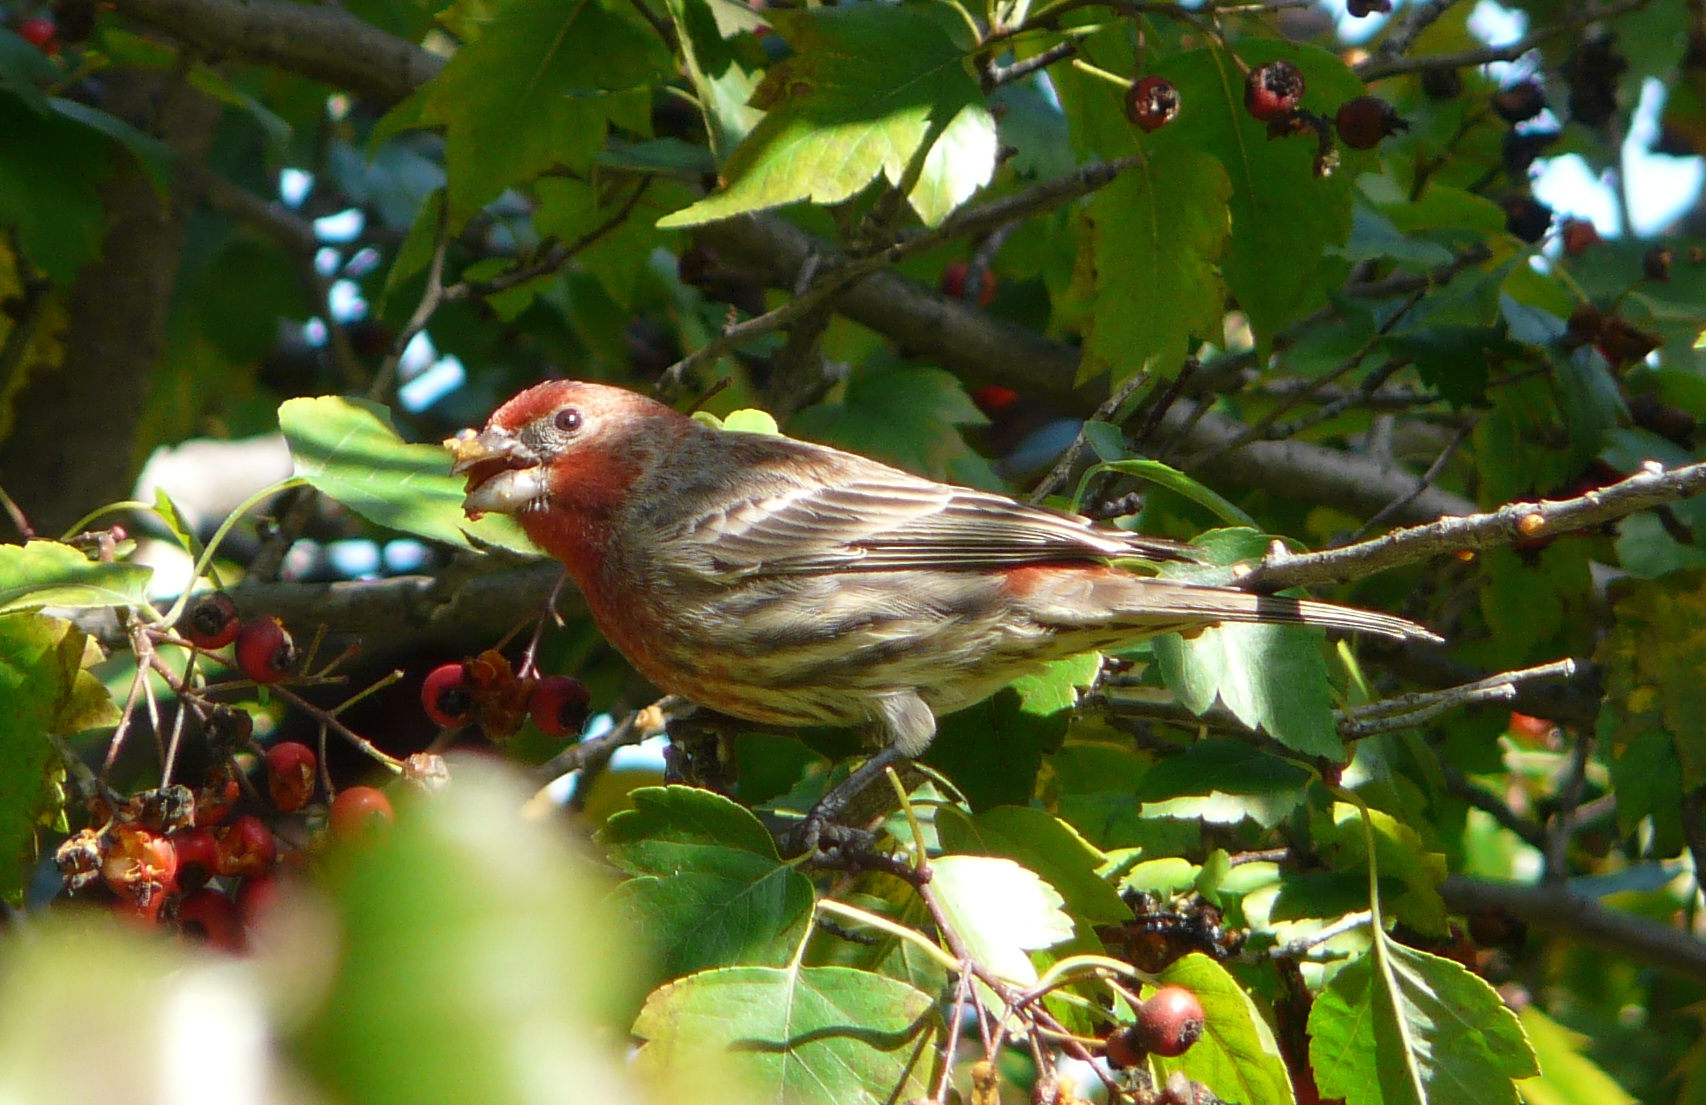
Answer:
177 888 243 951
1124 75 1180 133
17 16 57 53
971 384 1021 414
528 674 591 737
1560 218 1601 255
939 261 998 307
1104 1026 1144 1069
183 592 240 649
169 827 220 890
236 873 282 934
196 772 241 827
1133 986 1206 1058
330 786 393 842
102 825 178 921
265 741 317 811
1507 712 1556 744
422 662 477 728
1334 96 1408 150
1244 60 1305 122
1345 0 1391 15
1492 80 1546 125
234 616 296 684
216 815 277 878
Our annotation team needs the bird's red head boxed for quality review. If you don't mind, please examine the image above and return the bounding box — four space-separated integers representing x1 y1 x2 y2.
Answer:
447 381 685 574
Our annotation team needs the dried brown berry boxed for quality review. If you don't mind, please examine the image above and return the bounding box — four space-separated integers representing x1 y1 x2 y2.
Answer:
1124 75 1180 133
1334 96 1408 149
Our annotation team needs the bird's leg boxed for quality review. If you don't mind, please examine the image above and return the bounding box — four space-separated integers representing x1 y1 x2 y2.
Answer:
788 690 937 859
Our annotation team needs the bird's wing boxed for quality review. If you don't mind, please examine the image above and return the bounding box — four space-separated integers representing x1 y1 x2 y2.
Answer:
672 444 1196 579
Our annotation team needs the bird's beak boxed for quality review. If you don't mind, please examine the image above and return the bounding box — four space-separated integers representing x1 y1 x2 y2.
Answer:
445 427 545 518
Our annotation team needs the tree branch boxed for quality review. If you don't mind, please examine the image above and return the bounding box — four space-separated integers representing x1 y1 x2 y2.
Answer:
1354 0 1651 80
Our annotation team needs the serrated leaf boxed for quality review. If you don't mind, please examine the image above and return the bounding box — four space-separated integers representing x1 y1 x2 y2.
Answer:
1078 147 1229 385
658 4 996 228
936 805 1130 925
928 653 1098 809
1315 803 1447 936
1595 569 1706 789
633 964 938 1105
417 0 670 222
1309 942 1536 1105
0 614 106 905
1147 43 1369 346
930 855 1072 988
1151 954 1296 1105
0 94 112 282
47 97 170 199
791 365 987 482
600 787 814 981
666 0 767 160
0 541 153 614
1135 739 1311 829
279 396 535 554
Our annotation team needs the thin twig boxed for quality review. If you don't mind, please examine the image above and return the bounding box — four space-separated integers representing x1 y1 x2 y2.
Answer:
1355 0 1651 80
1545 730 1594 881
1347 421 1474 543
1027 370 1152 504
1259 911 1372 961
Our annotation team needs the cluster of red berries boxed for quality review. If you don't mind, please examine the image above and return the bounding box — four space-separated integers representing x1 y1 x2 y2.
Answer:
422 650 592 739
55 748 394 952
181 592 301 684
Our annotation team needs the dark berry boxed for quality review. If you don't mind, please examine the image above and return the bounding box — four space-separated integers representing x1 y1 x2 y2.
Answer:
677 243 718 287
1124 75 1180 133
265 741 317 811
1244 60 1305 123
183 592 240 649
169 827 221 890
1564 35 1626 127
1502 195 1553 243
330 786 394 842
1643 244 1674 282
177 888 243 951
421 662 477 728
16 16 57 53
1334 96 1408 150
1345 0 1391 15
1492 81 1547 125
939 261 997 307
1104 1026 1144 1069
1133 986 1206 1058
216 815 277 879
528 674 591 737
1502 127 1560 179
1560 218 1601 255
234 616 296 684
1420 66 1462 100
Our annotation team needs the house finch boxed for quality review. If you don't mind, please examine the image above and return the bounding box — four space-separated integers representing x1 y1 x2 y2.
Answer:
450 381 1437 833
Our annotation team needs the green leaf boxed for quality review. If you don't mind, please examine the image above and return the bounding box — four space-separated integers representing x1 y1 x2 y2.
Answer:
790 365 988 482
1135 739 1312 829
929 854 1073 989
1309 942 1536 1105
1078 148 1229 385
936 805 1131 925
0 541 153 614
600 787 815 982
1073 459 1257 528
0 614 113 905
1595 568 1706 789
47 97 171 198
418 0 670 222
1151 953 1296 1105
665 0 767 161
633 965 938 1105
928 652 1099 809
279 396 535 554
658 4 996 228
1314 803 1447 936
0 93 112 282
0 29 59 114
1514 1007 1636 1105
1148 43 1368 346
298 761 643 1105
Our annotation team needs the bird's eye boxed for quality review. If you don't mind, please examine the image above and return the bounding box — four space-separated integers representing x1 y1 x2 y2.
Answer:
554 408 583 434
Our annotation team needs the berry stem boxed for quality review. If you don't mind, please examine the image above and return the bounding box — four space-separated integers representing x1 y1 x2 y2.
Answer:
1067 58 1133 89
270 684 404 771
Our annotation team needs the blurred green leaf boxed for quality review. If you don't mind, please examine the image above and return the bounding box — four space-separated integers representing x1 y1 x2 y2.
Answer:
1135 739 1312 829
791 365 988 482
0 94 112 282
931 854 1072 990
1151 953 1296 1105
1514 1007 1636 1105
279 395 536 554
1314 803 1447 936
1596 568 1706 789
633 964 939 1105
936 805 1131 925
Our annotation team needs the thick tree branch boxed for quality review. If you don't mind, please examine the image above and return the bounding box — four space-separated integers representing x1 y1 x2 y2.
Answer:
1354 0 1651 80
1440 875 1706 985
109 0 443 106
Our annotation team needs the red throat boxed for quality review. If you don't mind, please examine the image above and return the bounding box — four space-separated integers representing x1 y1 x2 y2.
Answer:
514 447 637 588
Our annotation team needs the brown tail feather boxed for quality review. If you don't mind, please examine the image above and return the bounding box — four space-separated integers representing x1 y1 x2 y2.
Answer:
1106 577 1441 644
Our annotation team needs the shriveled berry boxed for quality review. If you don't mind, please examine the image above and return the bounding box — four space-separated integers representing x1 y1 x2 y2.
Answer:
1502 195 1553 243
1345 0 1391 15
1560 218 1601 255
54 827 105 892
103 824 178 921
1501 127 1559 178
177 888 243 951
330 786 394 842
196 769 241 826
1244 60 1305 122
1134 986 1206 1058
1124 75 1180 133
1334 96 1408 149
1643 244 1674 282
422 662 476 728
939 261 997 307
234 616 296 684
183 592 240 649
1492 80 1547 125
528 674 591 737
216 815 277 879
265 741 317 811
169 827 221 890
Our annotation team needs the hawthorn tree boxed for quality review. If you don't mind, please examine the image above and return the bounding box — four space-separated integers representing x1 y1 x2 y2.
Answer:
2 0 1706 1100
